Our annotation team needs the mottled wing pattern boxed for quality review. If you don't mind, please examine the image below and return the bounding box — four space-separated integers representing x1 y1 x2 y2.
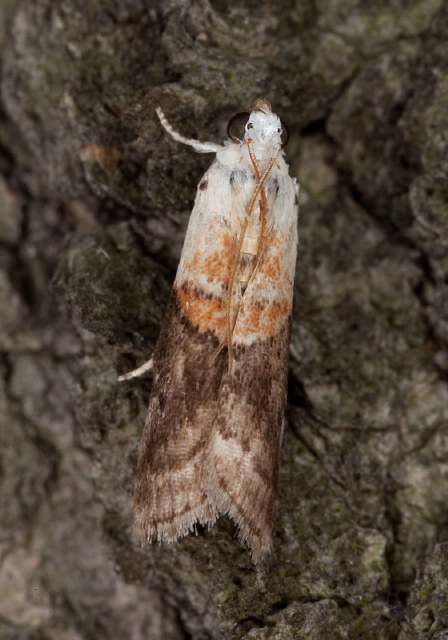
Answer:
133 154 248 544
133 288 226 541
206 161 298 561
133 144 298 562
206 322 292 561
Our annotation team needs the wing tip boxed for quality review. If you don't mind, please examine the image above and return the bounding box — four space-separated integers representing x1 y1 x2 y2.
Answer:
132 502 220 546
132 494 274 563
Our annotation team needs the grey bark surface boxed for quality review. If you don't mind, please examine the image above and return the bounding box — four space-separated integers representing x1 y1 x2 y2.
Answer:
0 0 447 638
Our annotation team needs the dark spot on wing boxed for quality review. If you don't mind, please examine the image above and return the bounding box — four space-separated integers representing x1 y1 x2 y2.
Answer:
268 178 279 194
230 169 248 188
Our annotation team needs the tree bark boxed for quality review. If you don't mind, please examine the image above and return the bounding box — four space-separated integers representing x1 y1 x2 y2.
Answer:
1 1 447 638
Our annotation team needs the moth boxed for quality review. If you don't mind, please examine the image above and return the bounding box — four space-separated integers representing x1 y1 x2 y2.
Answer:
127 98 299 563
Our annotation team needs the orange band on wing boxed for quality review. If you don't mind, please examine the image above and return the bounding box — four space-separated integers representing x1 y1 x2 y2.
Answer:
234 299 291 340
183 228 235 283
176 282 291 342
176 283 227 337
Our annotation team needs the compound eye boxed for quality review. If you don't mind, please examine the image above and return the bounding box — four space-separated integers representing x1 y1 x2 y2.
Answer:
280 119 290 147
227 112 250 143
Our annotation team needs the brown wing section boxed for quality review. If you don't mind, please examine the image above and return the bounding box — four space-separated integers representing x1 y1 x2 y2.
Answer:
132 289 226 544
133 286 291 562
206 319 291 562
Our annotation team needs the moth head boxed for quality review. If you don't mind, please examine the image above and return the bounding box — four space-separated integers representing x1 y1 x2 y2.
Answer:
227 99 289 149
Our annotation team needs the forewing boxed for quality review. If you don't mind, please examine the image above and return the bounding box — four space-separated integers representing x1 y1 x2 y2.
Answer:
133 157 247 544
205 168 298 562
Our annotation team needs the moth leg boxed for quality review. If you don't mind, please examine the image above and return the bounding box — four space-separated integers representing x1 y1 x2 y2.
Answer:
156 107 224 154
118 357 154 381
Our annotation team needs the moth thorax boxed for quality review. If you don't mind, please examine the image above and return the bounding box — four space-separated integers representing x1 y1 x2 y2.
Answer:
252 143 280 163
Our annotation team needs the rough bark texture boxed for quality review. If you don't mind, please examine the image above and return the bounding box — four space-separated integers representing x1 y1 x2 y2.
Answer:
1 1 447 638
